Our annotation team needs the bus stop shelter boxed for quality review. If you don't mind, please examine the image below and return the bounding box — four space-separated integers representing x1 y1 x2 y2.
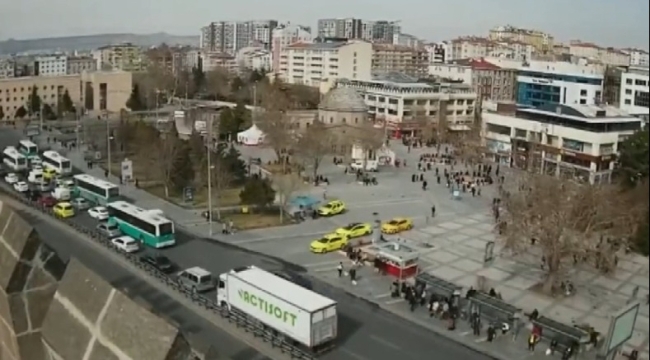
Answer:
532 316 591 354
467 292 522 332
415 273 462 299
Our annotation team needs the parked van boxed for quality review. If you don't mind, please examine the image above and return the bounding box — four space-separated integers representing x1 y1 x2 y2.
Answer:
177 267 215 293
52 187 71 201
28 170 43 183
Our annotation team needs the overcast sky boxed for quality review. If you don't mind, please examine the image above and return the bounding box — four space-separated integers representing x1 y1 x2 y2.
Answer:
2 0 648 49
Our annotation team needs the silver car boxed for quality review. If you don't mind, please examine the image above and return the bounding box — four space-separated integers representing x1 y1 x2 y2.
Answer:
96 223 121 238
70 197 90 210
177 267 215 293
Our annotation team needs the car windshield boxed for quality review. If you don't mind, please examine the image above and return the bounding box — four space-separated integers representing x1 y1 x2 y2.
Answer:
106 224 118 231
317 238 330 243
156 256 171 265
344 224 358 230
198 275 212 284
61 205 71 210
96 208 107 213
388 220 399 225
123 239 135 245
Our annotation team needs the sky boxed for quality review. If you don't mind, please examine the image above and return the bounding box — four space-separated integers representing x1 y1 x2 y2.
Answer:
1 0 649 49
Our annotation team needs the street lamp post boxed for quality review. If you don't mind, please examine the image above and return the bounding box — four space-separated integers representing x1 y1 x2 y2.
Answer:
106 112 113 177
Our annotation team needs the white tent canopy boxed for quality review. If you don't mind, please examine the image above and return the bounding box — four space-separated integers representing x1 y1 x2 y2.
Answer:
237 124 265 145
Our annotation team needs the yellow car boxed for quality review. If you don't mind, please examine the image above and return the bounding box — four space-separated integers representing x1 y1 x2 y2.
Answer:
335 222 373 238
43 168 58 180
317 200 346 216
381 217 413 234
53 202 75 218
310 233 349 253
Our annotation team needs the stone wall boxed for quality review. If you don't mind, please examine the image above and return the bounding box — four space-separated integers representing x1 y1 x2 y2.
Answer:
0 200 67 360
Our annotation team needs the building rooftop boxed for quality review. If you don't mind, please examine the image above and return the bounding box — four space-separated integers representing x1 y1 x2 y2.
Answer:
286 41 346 50
373 72 420 84
453 58 502 70
520 103 641 123
319 86 368 112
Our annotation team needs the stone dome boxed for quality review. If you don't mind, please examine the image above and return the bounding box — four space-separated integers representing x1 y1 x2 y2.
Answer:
319 87 368 113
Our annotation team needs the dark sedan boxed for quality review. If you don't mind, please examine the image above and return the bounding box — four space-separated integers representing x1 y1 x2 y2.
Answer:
140 255 176 274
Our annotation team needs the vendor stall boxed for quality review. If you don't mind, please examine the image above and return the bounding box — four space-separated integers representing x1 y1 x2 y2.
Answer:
366 242 419 280
237 124 265 146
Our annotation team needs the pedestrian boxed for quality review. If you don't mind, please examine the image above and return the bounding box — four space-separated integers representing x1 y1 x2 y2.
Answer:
349 267 357 285
528 333 537 351
419 173 424 182
422 180 428 190
431 205 436 218
104 169 109 178
222 222 228 234
337 262 343 277
228 219 234 233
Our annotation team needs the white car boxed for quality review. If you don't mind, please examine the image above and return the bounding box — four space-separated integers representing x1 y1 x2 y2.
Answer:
13 181 29 192
32 164 43 172
31 158 42 167
111 236 139 253
4 173 18 184
88 206 109 221
55 178 74 189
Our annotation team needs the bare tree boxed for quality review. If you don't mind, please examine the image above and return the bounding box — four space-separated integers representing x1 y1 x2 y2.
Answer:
273 174 304 222
498 172 646 294
350 121 384 171
412 106 435 142
257 83 295 161
453 110 486 168
205 67 232 99
209 150 234 221
140 132 182 198
294 120 333 180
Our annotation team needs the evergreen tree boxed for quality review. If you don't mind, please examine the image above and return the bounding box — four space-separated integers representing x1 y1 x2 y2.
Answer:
239 177 275 208
192 67 206 92
42 104 57 120
126 84 144 111
0 106 4 120
61 90 74 113
223 145 247 184
617 129 649 187
170 140 194 193
14 106 27 119
28 86 42 115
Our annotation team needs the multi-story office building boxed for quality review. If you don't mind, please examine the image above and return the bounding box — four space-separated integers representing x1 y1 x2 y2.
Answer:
428 58 517 102
279 39 372 87
619 66 649 120
66 56 97 75
488 25 554 53
371 44 428 78
35 55 67 77
622 48 650 67
92 43 145 72
448 37 534 62
568 41 630 67
0 71 132 120
335 76 477 135
200 20 278 54
271 24 312 73
482 103 642 183
317 18 400 43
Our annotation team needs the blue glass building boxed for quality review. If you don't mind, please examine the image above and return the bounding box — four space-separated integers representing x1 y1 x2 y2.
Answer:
517 70 603 108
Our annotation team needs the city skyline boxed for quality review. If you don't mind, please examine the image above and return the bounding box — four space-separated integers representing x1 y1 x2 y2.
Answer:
2 0 649 49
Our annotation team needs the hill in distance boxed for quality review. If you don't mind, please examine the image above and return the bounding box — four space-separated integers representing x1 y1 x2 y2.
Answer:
0 32 199 55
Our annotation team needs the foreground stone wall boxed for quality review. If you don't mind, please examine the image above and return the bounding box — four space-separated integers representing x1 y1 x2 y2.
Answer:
41 259 193 360
0 200 67 360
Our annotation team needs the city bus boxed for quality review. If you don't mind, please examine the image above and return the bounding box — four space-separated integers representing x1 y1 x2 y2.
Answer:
2 147 28 171
18 140 39 159
107 201 175 248
41 150 72 175
72 174 121 205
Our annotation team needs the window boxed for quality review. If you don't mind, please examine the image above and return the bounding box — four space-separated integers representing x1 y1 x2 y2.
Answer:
580 89 587 96
354 118 359 123
342 118 346 123
626 79 633 85
624 99 631 105
635 79 647 87
626 89 633 95
329 117 334 123
579 99 587 104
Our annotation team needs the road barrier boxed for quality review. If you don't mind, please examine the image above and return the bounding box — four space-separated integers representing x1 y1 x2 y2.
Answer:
0 185 315 360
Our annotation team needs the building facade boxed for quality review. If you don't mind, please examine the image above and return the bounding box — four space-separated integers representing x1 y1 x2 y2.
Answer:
429 58 517 102
203 53 238 73
488 25 554 53
622 49 650 67
0 71 132 120
371 44 428 78
236 47 271 72
92 43 145 72
425 43 449 64
66 56 97 75
392 33 422 48
619 66 649 120
271 24 312 73
0 59 15 79
279 40 373 87
200 20 279 54
448 37 534 62
482 103 642 183
336 77 477 134
316 18 400 43
35 55 67 77
568 41 630 67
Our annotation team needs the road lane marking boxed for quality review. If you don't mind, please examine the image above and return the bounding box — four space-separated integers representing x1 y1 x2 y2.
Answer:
384 298 404 305
234 231 329 245
340 348 369 360
369 334 402 350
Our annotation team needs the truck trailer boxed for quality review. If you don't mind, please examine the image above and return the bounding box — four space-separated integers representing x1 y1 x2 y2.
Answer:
217 266 337 352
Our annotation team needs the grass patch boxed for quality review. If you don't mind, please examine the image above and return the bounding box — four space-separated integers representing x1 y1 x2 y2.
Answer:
143 184 243 209
225 212 290 230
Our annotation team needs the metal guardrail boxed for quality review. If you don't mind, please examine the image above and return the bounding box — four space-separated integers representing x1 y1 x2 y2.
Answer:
0 185 315 360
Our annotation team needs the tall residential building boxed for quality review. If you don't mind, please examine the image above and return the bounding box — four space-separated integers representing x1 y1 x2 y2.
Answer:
200 20 278 54
568 41 630 67
34 55 67 77
424 43 450 64
92 43 145 72
622 49 650 67
371 44 428 78
317 18 400 43
449 37 534 62
619 66 649 120
279 39 372 87
271 24 312 73
488 25 554 53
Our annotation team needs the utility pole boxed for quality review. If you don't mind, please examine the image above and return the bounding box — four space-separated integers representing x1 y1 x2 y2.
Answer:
206 113 213 236
106 112 112 177
39 103 43 132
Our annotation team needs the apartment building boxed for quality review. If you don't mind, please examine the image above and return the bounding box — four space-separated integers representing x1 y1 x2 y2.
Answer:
449 37 534 62
371 44 428 78
0 71 132 120
335 76 477 135
482 103 642 183
236 47 271 72
392 33 422 48
66 56 97 75
622 48 650 67
425 43 449 64
35 55 67 77
488 25 554 53
619 66 649 120
279 40 372 87
317 18 400 43
200 20 279 54
271 24 312 73
0 59 15 79
568 41 630 67
203 53 238 74
428 58 517 102
92 43 145 72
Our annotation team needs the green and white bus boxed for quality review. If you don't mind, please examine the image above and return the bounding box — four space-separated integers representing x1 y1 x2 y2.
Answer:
18 140 39 159
73 174 121 205
107 201 176 248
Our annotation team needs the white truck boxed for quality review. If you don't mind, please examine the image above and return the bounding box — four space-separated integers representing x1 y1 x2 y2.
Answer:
217 266 337 353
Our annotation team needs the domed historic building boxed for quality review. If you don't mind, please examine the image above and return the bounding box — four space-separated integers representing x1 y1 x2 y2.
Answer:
317 86 370 155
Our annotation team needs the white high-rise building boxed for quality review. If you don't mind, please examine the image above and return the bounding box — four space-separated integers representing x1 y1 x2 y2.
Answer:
200 20 279 54
622 49 650 67
35 55 67 77
271 24 312 73
620 66 649 120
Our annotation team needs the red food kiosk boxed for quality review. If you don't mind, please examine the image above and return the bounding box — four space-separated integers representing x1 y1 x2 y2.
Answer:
375 242 419 280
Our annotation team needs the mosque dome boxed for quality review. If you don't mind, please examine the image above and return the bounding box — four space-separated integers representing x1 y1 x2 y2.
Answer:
319 87 368 113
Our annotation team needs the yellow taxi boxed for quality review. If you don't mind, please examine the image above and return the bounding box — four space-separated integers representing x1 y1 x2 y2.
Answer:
317 200 346 217
335 222 372 238
53 202 75 218
381 217 413 234
43 168 58 180
310 233 349 253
